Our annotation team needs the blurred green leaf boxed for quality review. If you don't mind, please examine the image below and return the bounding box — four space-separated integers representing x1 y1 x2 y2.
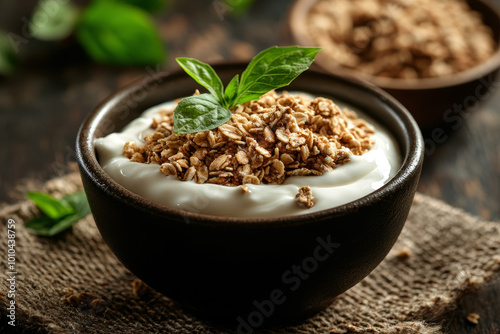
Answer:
224 0 254 15
29 0 80 41
0 31 18 75
63 191 90 213
116 0 168 13
76 0 165 66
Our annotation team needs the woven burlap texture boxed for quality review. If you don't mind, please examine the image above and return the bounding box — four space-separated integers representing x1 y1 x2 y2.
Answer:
1 172 500 334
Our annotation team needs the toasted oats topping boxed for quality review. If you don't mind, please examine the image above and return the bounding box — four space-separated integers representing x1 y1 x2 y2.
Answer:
132 278 150 299
307 0 496 79
61 287 106 313
296 186 315 209
466 313 480 325
123 91 374 188
395 247 412 260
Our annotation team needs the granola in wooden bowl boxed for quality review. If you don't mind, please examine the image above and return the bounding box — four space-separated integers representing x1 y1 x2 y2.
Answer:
289 0 500 129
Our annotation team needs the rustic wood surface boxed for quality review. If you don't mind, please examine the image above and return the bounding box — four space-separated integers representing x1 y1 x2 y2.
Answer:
1 0 499 333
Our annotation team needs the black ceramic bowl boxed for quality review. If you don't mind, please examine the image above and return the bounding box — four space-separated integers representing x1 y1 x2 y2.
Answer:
76 63 424 326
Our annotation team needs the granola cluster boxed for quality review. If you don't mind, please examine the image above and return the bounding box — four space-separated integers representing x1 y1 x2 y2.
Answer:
132 278 150 299
61 287 105 313
307 0 496 79
296 185 316 209
123 91 374 188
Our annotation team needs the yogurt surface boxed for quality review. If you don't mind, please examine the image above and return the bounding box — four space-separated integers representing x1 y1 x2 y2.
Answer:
95 96 400 217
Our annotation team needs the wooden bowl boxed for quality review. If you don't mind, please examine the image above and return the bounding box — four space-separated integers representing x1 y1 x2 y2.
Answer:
76 63 424 327
288 0 500 130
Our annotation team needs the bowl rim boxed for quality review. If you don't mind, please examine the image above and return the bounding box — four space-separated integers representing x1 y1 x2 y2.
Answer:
288 0 500 90
76 62 424 228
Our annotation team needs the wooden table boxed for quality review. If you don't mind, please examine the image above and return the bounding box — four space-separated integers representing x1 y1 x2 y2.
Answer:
1 1 499 333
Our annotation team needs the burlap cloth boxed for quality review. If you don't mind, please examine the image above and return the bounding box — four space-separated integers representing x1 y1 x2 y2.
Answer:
1 172 500 334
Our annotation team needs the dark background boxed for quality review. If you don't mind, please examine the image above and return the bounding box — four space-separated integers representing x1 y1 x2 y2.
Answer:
0 0 499 333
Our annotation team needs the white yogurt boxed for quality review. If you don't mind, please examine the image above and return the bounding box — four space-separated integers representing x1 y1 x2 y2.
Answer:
95 96 400 217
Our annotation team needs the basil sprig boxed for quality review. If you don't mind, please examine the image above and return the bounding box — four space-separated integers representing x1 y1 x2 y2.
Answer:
26 191 91 237
173 46 321 134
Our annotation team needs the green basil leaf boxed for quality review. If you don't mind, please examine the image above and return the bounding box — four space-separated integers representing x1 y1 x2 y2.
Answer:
46 204 90 236
223 74 239 108
25 211 87 237
174 94 232 134
0 31 17 75
29 0 80 41
63 191 91 215
76 0 165 66
116 0 168 13
25 191 91 237
235 46 321 105
176 58 225 105
27 192 75 220
25 215 56 236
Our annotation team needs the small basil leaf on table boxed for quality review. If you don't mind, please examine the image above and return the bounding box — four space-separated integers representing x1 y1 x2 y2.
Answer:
76 0 165 66
25 191 91 237
176 58 226 105
174 94 232 134
25 216 59 236
63 191 91 215
26 192 75 220
45 201 91 237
